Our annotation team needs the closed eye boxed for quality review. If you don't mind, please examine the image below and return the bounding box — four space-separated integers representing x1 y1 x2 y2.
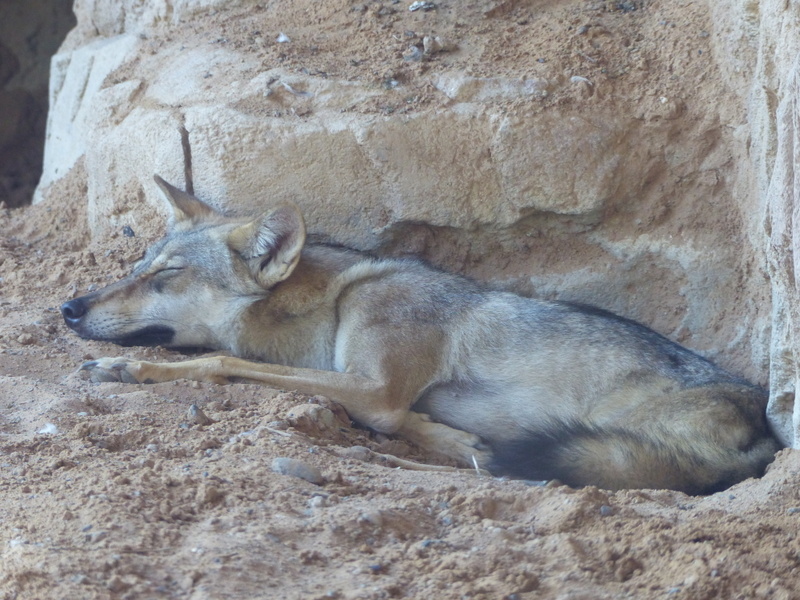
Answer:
150 266 185 292
151 266 186 279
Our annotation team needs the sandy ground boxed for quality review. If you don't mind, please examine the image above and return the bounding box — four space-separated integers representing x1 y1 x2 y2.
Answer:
0 158 798 600
0 1 798 599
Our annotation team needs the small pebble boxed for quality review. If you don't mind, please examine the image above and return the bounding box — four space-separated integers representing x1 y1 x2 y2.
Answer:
570 75 593 86
422 35 451 56
357 510 384 527
409 1 435 11
188 404 213 426
340 446 372 461
422 36 440 55
308 495 327 508
271 457 324 485
17 334 34 346
403 45 423 62
37 423 58 435
276 32 291 43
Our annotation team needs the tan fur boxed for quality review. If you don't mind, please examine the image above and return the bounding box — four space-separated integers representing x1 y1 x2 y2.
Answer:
60 176 780 494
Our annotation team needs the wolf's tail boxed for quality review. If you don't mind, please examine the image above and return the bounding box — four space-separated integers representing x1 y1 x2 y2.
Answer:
489 421 779 495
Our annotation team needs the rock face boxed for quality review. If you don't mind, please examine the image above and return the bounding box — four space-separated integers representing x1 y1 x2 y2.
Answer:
759 14 800 447
31 0 800 444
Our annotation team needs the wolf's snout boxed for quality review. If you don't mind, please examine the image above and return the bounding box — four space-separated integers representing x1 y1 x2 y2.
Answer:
61 298 88 328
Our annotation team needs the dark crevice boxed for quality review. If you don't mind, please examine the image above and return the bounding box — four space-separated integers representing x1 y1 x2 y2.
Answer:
180 122 194 195
0 0 76 207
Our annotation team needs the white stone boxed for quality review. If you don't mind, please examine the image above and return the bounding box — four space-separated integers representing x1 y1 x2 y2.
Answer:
35 34 140 203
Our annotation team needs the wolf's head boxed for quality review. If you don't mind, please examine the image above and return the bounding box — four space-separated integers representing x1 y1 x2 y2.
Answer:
61 175 306 349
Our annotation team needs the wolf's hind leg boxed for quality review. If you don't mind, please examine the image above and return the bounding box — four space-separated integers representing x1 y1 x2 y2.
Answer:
396 411 492 468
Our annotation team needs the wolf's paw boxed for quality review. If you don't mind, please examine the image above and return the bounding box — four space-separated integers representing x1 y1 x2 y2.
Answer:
442 428 492 467
401 412 493 468
80 357 146 384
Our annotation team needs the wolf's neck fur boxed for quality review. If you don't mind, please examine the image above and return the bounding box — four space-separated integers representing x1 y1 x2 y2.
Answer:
231 244 375 368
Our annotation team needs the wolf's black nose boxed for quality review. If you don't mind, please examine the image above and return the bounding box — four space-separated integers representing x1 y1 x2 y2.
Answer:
61 298 87 326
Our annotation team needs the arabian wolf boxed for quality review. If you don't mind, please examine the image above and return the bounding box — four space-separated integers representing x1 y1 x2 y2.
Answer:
61 176 779 494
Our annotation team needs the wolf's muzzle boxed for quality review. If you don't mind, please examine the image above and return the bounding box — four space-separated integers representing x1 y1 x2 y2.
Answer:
61 298 88 330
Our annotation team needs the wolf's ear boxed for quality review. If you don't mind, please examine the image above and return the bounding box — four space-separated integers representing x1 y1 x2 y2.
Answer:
153 175 218 224
227 204 306 288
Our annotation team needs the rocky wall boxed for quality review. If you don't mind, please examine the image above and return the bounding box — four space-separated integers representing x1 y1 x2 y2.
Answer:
31 0 800 443
757 1 800 448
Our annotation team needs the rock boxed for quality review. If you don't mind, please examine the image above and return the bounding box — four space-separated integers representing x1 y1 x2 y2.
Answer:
16 333 34 345
286 403 341 435
35 34 141 205
409 1 435 11
422 36 441 55
188 404 213 426
402 45 423 62
271 457 324 485
765 56 800 447
308 495 327 508
423 35 454 55
357 510 384 527
339 446 373 462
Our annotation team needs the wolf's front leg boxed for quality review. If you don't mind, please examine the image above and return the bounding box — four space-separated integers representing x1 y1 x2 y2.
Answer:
80 357 234 385
80 356 395 432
